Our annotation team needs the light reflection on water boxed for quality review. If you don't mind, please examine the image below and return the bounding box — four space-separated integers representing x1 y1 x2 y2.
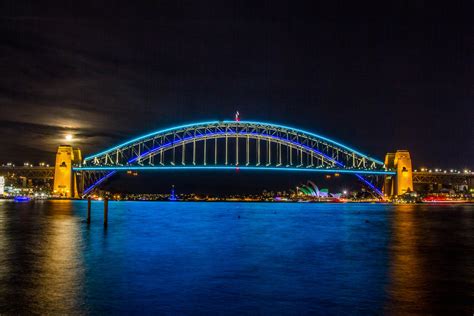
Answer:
0 200 86 314
0 200 472 314
386 204 474 315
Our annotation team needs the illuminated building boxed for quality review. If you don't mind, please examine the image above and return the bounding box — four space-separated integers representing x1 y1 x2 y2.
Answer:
0 176 4 196
296 181 338 198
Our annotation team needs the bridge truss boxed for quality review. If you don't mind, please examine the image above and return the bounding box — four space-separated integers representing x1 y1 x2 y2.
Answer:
0 166 54 180
75 121 394 195
413 171 473 186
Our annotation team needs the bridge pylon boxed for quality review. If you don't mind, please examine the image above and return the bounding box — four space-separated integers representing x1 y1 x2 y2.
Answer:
383 150 413 197
53 145 82 198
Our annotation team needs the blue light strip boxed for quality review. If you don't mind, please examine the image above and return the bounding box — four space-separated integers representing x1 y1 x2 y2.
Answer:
82 171 117 195
355 174 383 196
74 166 395 175
84 120 384 165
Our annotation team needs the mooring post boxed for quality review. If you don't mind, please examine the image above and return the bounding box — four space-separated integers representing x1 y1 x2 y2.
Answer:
87 197 91 224
104 198 109 227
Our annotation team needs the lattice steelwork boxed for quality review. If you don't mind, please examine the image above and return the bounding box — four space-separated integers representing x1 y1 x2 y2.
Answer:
76 121 394 195
0 166 54 180
413 171 473 186
82 121 385 169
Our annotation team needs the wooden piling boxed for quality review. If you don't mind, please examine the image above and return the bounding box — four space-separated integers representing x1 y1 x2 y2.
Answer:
104 198 108 227
87 197 91 224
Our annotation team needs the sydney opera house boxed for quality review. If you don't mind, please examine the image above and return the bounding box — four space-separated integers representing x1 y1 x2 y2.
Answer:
296 181 342 199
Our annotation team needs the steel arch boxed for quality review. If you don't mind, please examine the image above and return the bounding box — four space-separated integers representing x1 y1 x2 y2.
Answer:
82 121 384 168
77 120 393 195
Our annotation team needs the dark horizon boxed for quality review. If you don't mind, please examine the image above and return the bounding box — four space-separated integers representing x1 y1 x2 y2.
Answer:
1 1 473 170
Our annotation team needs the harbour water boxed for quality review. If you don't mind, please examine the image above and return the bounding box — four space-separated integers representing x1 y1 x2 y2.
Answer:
0 200 472 314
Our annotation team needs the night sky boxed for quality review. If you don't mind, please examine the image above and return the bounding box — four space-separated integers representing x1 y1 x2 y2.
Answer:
1 1 472 179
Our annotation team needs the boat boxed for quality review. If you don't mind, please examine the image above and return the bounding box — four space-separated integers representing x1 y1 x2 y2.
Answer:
14 196 31 202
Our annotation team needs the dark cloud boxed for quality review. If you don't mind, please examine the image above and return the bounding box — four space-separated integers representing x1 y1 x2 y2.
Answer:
0 1 472 171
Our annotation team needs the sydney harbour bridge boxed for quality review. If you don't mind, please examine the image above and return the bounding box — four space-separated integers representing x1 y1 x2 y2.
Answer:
2 120 471 198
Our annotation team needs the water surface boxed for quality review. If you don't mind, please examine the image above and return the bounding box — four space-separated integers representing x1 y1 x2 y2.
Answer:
0 201 472 314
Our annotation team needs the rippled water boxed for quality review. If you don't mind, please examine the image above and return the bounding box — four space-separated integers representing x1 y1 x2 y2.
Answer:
0 200 472 314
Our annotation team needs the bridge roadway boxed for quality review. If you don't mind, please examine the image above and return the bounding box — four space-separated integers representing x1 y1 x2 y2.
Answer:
1 166 472 187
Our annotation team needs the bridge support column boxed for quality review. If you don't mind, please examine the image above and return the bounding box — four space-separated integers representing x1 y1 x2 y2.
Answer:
384 150 413 196
53 145 82 198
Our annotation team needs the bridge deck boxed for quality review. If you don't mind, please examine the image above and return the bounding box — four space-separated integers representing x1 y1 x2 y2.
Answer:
74 165 396 175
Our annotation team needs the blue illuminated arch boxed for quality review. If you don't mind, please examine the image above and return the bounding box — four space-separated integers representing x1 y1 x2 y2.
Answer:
84 120 382 165
78 120 390 196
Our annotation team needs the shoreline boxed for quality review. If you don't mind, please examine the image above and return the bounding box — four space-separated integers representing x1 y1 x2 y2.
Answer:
1 198 473 204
